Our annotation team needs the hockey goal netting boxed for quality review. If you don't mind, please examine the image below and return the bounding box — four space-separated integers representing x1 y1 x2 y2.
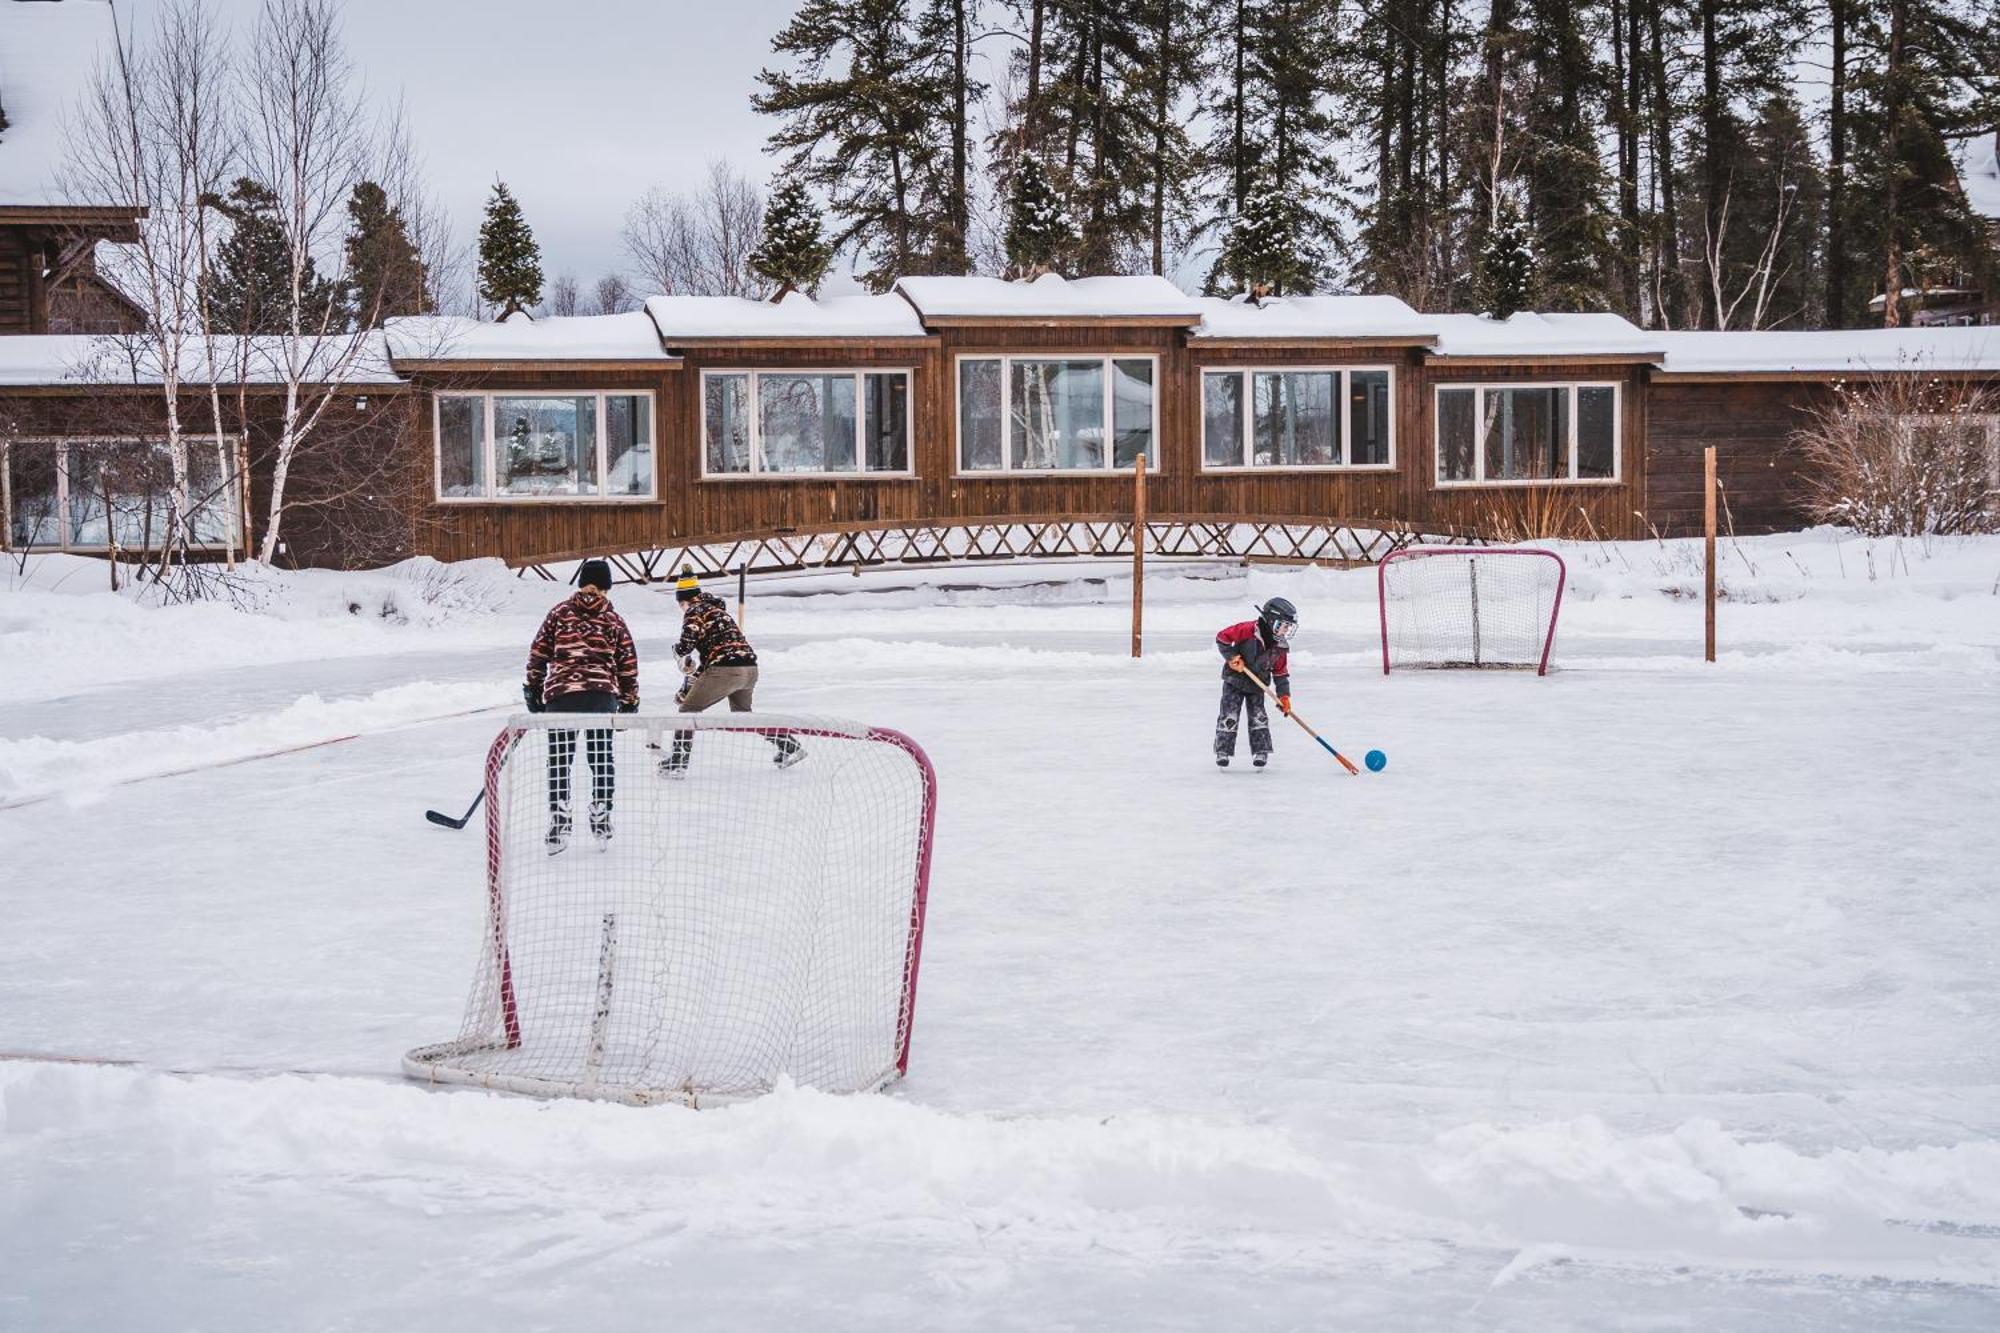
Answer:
405 714 937 1106
1379 547 1567 675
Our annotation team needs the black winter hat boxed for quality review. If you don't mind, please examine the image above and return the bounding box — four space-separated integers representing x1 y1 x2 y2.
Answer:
577 559 613 591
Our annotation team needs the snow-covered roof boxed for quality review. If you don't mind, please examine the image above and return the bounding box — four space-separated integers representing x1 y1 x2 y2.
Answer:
1655 327 2000 376
384 312 678 364
1955 133 2000 221
1427 311 1667 360
1189 294 1440 342
0 332 402 387
0 0 134 210
895 273 1203 322
643 292 927 341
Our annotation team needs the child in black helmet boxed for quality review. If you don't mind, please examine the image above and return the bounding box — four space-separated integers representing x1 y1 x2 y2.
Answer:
1213 596 1298 768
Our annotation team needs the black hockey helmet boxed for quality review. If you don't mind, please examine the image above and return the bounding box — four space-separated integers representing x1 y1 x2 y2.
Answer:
1258 596 1299 641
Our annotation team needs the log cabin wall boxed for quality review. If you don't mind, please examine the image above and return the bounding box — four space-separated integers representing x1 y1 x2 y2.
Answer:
0 228 44 334
1645 379 1828 535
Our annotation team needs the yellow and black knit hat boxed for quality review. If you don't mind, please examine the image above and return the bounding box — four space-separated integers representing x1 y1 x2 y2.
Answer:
674 566 701 602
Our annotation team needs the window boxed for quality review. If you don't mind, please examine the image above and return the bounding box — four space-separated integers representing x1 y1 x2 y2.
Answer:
434 392 654 501
957 355 1158 472
5 438 242 551
1199 367 1397 469
1434 383 1621 485
700 370 912 476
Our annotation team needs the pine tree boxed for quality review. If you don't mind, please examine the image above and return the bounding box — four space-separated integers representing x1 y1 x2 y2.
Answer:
477 180 543 318
1201 0 1347 294
750 176 835 296
1004 153 1078 274
343 180 429 326
1352 0 1470 307
1840 0 1997 326
201 177 344 334
754 0 962 289
1218 174 1319 296
1519 0 1617 310
1480 195 1536 317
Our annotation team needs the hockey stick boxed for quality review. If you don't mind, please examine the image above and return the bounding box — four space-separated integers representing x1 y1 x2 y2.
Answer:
1232 660 1362 775
425 731 525 829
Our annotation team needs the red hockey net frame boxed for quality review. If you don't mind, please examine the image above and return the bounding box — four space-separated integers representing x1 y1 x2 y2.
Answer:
405 714 937 1106
1378 546 1567 676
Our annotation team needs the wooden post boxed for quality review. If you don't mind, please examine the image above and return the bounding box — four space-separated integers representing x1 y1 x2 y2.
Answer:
1131 453 1147 658
1704 445 1717 663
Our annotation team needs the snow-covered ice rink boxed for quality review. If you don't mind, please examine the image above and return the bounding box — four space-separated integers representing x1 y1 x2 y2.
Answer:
3 532 1998 1330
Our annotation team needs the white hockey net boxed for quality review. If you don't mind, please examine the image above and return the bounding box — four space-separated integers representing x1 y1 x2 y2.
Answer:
405 714 937 1106
1379 547 1567 674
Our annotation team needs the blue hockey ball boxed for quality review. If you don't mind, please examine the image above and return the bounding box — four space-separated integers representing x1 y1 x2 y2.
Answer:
1364 749 1387 772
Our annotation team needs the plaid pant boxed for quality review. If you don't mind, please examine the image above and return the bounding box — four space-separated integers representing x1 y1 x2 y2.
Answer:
1215 685 1271 758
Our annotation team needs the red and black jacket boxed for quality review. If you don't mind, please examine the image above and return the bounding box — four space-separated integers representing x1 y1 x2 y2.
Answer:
675 592 758 670
526 591 640 708
1217 619 1289 699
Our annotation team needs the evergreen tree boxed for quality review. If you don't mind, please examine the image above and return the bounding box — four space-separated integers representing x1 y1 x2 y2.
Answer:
1219 172 1319 295
1479 194 1536 316
1201 0 1347 294
477 180 543 317
343 180 429 327
1352 0 1470 307
750 176 835 296
1518 0 1617 310
201 177 344 334
754 0 962 288
0 91 10 139
1840 0 1997 326
1004 153 1078 274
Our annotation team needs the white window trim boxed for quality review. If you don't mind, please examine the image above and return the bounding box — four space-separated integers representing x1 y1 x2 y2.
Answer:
434 389 659 503
699 368 917 480
3 435 245 552
1199 364 1398 472
953 352 1162 476
1432 381 1623 487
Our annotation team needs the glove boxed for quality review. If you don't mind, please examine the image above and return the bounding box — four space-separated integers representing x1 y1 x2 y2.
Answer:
522 684 545 714
617 699 639 715
679 653 699 675
1278 694 1293 716
1228 654 1247 674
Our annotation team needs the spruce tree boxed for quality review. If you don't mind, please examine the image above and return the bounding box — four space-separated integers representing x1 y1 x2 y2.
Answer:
1518 0 1617 310
343 180 429 326
1004 153 1077 275
1200 0 1346 295
201 177 344 334
750 176 834 296
1479 196 1536 317
1219 174 1318 296
478 180 544 317
754 0 962 288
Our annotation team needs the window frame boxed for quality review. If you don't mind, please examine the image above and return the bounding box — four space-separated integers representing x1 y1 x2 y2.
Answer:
1431 381 1624 487
3 435 246 553
697 368 917 481
1198 364 1399 472
433 389 659 503
953 352 1163 476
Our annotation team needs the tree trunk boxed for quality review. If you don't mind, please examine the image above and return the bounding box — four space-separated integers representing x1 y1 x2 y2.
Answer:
1151 0 1172 274
1616 0 1643 317
1025 0 1046 151
1880 0 1906 327
1826 0 1848 327
950 0 968 271
1699 0 1726 328
1233 0 1247 211
1645 1 1686 326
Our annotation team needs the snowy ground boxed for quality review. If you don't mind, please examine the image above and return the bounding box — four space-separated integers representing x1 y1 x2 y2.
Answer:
3 531 1999 1330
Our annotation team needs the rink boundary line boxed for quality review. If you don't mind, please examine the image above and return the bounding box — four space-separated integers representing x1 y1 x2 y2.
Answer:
0 702 509 814
0 1049 413 1085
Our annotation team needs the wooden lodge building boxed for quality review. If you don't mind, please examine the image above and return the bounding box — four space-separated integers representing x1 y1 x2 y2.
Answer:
4 274 2000 576
3 3 1998 578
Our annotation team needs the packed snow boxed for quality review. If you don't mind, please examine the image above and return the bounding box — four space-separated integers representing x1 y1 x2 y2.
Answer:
3 531 1999 1329
896 272 1203 321
643 291 929 340
0 1 129 208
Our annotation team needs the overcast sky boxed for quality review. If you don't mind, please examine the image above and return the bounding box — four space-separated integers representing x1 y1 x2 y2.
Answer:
126 0 800 293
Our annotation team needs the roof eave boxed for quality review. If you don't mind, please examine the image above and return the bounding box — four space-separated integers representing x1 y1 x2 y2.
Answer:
914 314 1201 329
390 357 685 374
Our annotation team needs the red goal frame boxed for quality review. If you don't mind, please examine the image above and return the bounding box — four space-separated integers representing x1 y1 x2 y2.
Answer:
1377 546 1567 676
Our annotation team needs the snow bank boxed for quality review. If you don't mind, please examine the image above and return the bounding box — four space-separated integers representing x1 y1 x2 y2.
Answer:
0 679 508 803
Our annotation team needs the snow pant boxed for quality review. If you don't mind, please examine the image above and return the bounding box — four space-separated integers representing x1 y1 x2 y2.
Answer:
666 665 801 767
1215 684 1271 759
546 690 617 813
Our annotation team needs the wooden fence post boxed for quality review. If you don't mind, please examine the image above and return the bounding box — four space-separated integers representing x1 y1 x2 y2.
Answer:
1131 454 1147 659
1704 446 1717 663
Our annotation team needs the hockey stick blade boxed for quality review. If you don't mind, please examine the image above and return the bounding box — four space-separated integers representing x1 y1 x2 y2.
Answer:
425 808 472 830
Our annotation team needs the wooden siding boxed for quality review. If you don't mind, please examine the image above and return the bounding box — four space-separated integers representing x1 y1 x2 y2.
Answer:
0 229 41 335
1645 380 1825 535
